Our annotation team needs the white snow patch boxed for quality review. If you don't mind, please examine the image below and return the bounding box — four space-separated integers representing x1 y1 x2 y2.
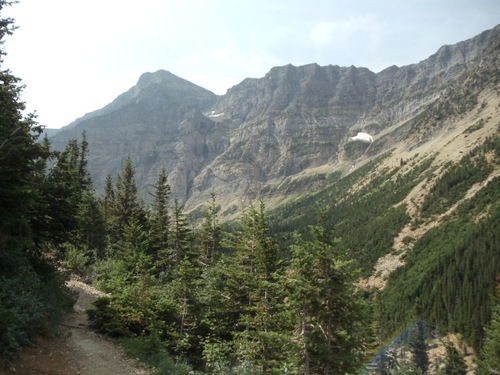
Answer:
351 132 373 143
206 110 225 118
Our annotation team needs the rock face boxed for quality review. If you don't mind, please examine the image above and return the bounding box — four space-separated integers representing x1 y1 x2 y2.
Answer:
50 71 223 200
48 25 500 214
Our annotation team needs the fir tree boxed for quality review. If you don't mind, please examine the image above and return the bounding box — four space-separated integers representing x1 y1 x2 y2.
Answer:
442 342 467 375
108 157 147 245
477 279 500 375
148 168 171 273
225 202 286 372
171 197 194 266
409 321 429 374
198 192 224 267
286 210 366 375
0 1 74 359
102 173 115 222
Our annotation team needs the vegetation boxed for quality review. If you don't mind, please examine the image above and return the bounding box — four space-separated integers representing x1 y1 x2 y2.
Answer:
382 138 500 351
83 184 369 373
0 1 77 363
2 2 500 373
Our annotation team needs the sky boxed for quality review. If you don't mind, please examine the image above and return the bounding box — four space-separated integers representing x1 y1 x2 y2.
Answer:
3 0 500 129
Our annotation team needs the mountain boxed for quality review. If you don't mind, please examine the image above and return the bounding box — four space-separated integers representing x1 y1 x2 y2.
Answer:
44 25 500 366
50 70 221 199
48 25 500 220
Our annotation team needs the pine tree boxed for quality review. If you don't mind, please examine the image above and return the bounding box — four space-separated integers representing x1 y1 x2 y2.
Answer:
108 157 147 245
171 197 194 267
102 174 115 222
409 321 429 374
224 201 285 372
118 214 153 284
167 254 201 355
477 280 500 374
198 192 224 267
286 232 316 375
148 168 171 274
442 342 467 375
0 2 74 358
286 210 366 375
0 5 45 247
75 189 106 258
36 136 92 247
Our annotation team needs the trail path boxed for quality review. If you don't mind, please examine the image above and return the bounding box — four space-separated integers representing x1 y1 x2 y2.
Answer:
3 277 150 375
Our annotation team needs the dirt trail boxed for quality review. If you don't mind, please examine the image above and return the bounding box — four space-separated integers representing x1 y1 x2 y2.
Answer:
3 277 150 375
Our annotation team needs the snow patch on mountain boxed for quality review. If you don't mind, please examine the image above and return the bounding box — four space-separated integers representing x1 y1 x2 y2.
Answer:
351 132 373 143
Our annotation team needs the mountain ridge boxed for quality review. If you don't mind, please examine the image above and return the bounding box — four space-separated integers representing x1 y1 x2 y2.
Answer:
47 24 500 218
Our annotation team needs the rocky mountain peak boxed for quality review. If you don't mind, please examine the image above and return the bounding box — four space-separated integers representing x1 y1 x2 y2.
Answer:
133 70 218 110
48 24 500 217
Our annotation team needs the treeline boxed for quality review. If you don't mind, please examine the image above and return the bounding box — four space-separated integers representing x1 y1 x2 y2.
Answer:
270 152 435 276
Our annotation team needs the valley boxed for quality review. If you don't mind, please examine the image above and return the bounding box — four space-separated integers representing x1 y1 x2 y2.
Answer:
3 16 500 374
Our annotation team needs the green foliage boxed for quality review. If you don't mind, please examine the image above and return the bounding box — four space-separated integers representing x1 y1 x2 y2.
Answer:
270 151 430 275
382 174 500 350
409 322 429 374
0 253 75 360
441 342 467 375
113 337 195 375
285 211 367 374
149 167 171 269
477 280 500 375
0 2 78 362
464 118 485 134
222 202 286 372
420 142 494 218
198 192 224 266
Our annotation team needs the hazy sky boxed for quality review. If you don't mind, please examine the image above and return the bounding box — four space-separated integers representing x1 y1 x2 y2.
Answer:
3 0 500 128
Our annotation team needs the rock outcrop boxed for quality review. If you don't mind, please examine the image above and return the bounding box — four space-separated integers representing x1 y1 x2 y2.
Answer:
48 24 500 215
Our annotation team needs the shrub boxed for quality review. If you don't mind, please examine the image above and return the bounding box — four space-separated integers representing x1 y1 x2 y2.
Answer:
0 252 75 362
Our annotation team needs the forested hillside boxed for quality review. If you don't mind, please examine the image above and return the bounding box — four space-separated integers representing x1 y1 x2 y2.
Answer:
2 1 500 373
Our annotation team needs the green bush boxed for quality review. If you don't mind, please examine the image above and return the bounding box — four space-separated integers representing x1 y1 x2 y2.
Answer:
0 252 75 361
87 296 130 337
113 337 196 375
62 242 90 273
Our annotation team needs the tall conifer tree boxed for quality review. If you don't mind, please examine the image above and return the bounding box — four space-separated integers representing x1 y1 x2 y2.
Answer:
149 168 171 273
224 202 284 372
198 192 223 267
286 210 366 375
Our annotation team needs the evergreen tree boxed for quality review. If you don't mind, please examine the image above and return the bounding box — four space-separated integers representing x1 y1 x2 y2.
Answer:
0 4 45 248
477 280 500 374
442 342 467 375
167 254 202 356
409 321 429 374
391 352 423 375
171 197 194 266
33 138 84 246
102 173 115 222
148 168 171 273
198 192 223 267
286 232 316 375
0 1 74 359
286 210 366 375
118 214 153 284
108 157 147 245
75 189 106 258
224 202 285 372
